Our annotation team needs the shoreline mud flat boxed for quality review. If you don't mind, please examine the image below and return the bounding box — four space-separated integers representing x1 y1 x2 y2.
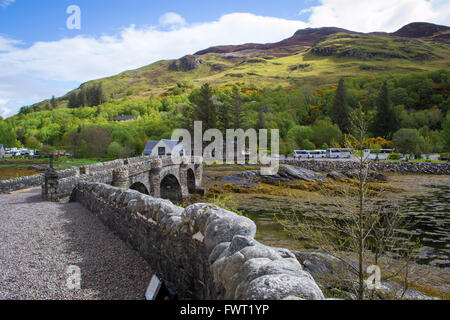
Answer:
202 167 450 299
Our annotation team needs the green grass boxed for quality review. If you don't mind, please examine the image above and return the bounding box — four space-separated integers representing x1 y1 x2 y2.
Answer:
204 164 262 172
0 157 106 170
384 159 446 163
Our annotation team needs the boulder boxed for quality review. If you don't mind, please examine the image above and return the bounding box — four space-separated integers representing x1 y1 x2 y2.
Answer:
327 170 345 180
278 165 325 181
204 214 256 252
344 169 387 181
238 273 324 300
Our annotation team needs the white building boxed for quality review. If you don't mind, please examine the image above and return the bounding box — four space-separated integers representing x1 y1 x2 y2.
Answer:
0 144 4 158
142 139 184 157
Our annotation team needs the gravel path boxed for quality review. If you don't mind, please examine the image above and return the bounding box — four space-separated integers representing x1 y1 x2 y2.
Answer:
0 190 153 300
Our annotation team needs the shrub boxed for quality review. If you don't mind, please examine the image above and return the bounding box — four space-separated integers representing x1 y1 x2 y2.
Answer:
302 139 316 150
388 153 401 160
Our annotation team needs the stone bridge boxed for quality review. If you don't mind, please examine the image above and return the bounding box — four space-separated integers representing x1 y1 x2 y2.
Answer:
42 156 204 202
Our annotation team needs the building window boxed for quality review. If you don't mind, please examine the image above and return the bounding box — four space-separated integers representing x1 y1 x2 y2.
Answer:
158 147 166 156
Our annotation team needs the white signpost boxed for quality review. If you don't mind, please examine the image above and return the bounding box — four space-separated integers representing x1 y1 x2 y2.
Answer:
145 274 163 300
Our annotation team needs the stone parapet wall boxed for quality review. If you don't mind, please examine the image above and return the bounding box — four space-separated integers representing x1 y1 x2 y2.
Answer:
0 174 44 193
0 156 153 194
73 182 324 300
43 166 121 202
281 160 450 175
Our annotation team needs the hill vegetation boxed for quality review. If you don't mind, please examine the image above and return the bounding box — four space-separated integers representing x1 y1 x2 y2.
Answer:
1 22 449 159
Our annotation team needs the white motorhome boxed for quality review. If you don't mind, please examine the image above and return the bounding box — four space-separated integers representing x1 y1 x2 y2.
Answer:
326 148 353 159
294 150 326 159
293 150 310 159
309 150 326 159
363 149 393 160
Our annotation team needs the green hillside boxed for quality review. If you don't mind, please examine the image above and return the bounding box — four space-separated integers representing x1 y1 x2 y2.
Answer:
2 24 449 160
30 28 450 110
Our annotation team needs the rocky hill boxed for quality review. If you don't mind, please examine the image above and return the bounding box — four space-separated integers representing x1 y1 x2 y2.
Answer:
32 22 450 110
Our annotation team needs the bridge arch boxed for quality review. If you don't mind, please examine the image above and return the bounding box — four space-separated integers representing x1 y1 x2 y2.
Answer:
187 168 196 194
129 182 150 195
160 174 182 202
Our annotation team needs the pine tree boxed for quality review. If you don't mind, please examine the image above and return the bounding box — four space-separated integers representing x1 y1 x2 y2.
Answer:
232 85 244 129
50 96 57 109
191 83 217 130
331 78 351 133
96 83 106 105
217 98 232 133
68 92 77 108
373 81 397 139
256 105 266 130
78 88 87 107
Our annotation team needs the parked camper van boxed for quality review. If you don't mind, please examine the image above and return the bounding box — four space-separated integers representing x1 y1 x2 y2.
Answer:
326 148 352 159
293 150 310 159
294 150 326 159
309 150 326 159
363 149 393 160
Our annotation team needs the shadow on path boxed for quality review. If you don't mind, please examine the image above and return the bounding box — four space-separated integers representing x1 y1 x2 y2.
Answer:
58 200 153 300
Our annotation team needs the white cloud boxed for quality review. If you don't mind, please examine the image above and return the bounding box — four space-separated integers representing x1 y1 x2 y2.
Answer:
0 12 308 116
0 36 22 52
1 0 15 8
0 98 12 118
159 12 187 28
1 13 308 82
305 0 450 32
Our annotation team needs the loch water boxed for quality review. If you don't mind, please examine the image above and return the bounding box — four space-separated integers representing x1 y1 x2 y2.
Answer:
244 184 450 268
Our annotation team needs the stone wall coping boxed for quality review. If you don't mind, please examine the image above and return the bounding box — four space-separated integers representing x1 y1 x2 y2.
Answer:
75 182 324 300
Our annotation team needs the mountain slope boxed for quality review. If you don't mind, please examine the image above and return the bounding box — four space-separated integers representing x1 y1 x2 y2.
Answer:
32 22 450 110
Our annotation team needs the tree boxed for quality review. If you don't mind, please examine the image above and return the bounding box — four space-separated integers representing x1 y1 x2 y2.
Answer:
287 125 314 148
216 96 232 133
312 119 343 147
278 105 418 300
68 92 78 108
373 81 397 139
25 136 41 150
0 119 17 147
50 96 57 109
256 105 267 130
232 85 245 129
442 114 450 151
392 128 424 158
65 126 112 158
107 141 133 159
189 83 217 130
331 78 351 133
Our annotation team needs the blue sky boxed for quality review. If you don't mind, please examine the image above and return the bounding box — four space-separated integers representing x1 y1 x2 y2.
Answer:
0 0 449 117
1 0 317 44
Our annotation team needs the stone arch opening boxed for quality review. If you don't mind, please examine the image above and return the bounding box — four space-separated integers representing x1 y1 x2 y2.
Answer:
187 169 196 194
160 174 182 202
130 182 149 195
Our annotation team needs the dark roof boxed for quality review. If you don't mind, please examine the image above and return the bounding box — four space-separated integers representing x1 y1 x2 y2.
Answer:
143 140 159 155
115 115 139 121
143 139 181 155
162 139 180 150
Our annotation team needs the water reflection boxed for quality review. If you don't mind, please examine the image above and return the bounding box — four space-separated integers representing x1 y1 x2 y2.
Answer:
244 184 450 268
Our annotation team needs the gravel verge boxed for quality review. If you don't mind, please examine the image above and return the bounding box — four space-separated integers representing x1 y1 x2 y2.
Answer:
0 190 153 300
